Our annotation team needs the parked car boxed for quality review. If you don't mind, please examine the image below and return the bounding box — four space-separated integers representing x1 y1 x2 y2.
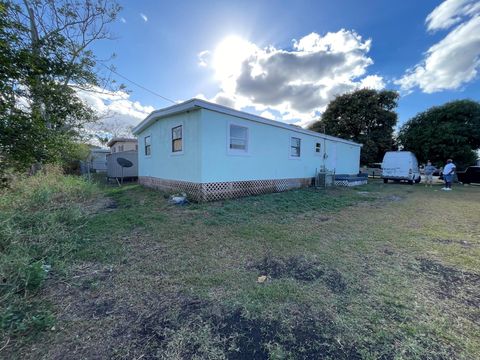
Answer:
381 151 421 185
456 166 480 184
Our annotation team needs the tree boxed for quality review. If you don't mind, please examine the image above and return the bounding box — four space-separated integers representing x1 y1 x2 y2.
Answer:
0 0 121 175
398 100 480 170
309 89 399 165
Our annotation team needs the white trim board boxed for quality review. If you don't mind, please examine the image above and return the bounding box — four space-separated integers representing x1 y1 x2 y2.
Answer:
132 98 362 147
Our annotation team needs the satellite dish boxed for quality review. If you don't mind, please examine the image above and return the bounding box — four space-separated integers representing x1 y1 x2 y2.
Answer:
116 157 133 185
117 157 133 168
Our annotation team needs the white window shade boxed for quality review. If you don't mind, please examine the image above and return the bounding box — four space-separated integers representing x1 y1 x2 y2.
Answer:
229 125 248 152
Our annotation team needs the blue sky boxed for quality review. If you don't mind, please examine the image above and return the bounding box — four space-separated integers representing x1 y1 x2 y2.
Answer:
85 0 480 133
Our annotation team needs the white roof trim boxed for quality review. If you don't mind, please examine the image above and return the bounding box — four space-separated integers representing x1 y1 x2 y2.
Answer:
132 98 362 147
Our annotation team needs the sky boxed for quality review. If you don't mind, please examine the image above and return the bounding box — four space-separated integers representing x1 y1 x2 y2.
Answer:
82 0 480 135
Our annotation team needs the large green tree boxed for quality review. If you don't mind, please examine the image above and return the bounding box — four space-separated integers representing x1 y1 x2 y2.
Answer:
0 0 120 175
398 100 480 170
309 89 399 165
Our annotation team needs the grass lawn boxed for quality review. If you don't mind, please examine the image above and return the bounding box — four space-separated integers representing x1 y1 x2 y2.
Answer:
1 174 480 359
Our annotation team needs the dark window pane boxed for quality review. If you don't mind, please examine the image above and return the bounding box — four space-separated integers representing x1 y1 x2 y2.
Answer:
144 136 151 156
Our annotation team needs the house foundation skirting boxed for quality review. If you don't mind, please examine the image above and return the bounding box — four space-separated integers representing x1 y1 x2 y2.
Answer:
139 176 312 202
334 179 368 187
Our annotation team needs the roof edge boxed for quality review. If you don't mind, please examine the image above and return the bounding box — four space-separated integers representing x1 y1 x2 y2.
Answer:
132 98 362 147
106 137 138 147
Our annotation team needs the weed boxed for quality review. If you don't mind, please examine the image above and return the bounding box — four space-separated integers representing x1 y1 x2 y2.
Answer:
0 166 102 340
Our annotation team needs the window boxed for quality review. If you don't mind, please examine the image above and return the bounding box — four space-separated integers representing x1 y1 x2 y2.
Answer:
144 136 151 156
315 142 321 153
172 125 183 152
229 124 248 152
112 147 116 153
291 137 301 157
135 144 138 151
119 145 124 152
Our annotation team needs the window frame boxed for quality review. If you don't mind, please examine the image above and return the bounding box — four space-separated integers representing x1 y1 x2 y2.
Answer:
290 136 301 159
315 141 322 155
227 122 250 156
171 125 183 154
144 135 152 157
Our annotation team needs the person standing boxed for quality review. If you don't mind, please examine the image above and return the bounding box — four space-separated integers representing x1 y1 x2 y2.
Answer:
442 159 456 191
424 160 437 187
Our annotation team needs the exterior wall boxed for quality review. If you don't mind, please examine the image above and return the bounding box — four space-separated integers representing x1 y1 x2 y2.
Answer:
326 140 361 175
136 107 361 201
136 110 202 183
199 108 360 183
111 141 137 153
107 151 138 178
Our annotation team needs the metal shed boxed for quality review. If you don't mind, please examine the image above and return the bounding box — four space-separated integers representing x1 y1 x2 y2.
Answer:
106 150 138 180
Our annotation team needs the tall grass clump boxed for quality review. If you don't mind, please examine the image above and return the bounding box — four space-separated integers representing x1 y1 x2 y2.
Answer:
0 166 100 339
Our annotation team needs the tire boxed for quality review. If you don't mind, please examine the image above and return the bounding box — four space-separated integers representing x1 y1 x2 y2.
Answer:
383 178 388 184
415 176 421 184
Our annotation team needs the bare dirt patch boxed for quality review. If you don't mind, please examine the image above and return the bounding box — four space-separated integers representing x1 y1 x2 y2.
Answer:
109 294 364 360
250 256 347 293
417 258 480 307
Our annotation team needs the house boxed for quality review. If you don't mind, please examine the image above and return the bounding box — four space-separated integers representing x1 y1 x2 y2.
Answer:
106 138 138 153
132 99 364 201
106 137 138 180
88 148 109 173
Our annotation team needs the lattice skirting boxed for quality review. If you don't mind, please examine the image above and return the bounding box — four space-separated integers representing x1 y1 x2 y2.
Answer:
139 176 312 202
334 179 368 187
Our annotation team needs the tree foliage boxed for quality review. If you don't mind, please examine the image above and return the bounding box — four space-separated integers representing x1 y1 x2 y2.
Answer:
310 89 399 165
398 100 480 169
0 0 120 174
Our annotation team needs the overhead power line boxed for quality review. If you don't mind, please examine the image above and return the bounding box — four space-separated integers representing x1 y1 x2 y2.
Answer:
100 63 176 104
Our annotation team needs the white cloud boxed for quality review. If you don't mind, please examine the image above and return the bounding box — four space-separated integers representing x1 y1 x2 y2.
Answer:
197 50 210 67
396 0 480 93
76 86 155 139
198 30 384 127
120 17 126 24
426 0 480 31
360 75 385 90
140 13 148 22
260 110 276 120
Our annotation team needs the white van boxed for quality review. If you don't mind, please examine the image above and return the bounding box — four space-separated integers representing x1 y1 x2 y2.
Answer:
381 151 421 184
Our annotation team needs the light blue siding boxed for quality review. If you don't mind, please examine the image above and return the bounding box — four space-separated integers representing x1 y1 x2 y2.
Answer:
136 107 360 183
199 109 359 182
136 110 202 182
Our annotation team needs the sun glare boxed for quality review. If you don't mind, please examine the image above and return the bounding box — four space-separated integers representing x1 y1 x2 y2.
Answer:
213 35 255 80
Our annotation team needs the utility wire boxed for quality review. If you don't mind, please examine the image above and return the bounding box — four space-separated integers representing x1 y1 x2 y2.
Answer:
100 63 176 104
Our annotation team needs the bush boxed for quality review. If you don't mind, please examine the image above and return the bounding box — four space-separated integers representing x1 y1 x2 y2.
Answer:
0 166 99 339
